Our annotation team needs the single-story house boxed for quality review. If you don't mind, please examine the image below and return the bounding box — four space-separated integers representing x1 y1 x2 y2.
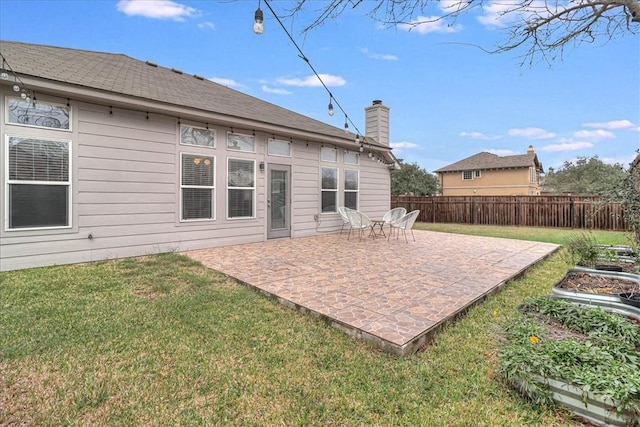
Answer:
0 41 397 271
434 146 543 196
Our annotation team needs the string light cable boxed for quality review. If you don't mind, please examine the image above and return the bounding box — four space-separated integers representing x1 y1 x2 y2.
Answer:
258 0 363 137
0 52 35 103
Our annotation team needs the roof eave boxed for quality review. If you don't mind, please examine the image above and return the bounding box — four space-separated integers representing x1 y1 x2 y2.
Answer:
5 75 391 153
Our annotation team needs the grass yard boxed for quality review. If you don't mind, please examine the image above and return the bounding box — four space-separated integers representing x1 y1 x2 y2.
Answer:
0 227 632 426
414 222 631 246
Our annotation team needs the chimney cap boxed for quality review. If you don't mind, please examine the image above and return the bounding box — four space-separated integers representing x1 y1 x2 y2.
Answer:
372 100 382 105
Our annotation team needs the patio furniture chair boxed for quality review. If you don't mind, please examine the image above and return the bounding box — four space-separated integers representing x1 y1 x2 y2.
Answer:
337 206 353 234
382 207 406 237
347 210 374 241
388 210 420 242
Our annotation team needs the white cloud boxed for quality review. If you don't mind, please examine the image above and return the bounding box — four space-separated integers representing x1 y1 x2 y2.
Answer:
262 85 292 95
275 74 346 88
198 21 215 30
116 0 196 21
486 148 518 156
439 1 470 12
390 141 420 149
399 15 462 34
208 77 244 89
459 131 502 140
360 48 398 61
573 129 616 140
582 120 637 130
477 0 549 29
508 127 556 139
540 140 594 152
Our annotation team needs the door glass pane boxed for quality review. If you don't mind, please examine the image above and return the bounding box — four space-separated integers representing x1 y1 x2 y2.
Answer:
270 170 287 229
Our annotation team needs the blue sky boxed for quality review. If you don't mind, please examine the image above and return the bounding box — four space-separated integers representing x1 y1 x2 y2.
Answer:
1 0 638 173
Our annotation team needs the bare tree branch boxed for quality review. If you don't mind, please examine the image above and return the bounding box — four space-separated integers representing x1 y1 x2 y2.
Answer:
278 0 639 65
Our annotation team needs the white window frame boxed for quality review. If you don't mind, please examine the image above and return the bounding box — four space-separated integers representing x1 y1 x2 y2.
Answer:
267 138 291 157
227 157 256 219
530 167 537 183
474 170 481 178
227 132 255 153
6 97 72 132
180 152 215 222
321 146 337 162
344 151 359 165
180 125 216 148
321 166 338 213
5 135 72 231
344 169 359 211
462 170 473 180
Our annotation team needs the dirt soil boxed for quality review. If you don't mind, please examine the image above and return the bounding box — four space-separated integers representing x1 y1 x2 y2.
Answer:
556 272 639 294
593 262 638 274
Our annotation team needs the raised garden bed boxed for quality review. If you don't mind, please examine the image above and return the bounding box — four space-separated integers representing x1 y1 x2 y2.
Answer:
499 296 640 427
591 245 637 274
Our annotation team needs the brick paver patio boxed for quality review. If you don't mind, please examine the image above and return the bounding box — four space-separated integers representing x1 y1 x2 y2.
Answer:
186 230 559 355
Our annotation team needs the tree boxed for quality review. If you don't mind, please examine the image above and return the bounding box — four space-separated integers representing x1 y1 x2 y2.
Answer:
391 160 440 196
616 152 640 246
283 0 640 64
543 156 629 195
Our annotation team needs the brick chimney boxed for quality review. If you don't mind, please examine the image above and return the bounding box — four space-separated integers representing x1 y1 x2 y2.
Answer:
365 100 390 146
527 145 535 154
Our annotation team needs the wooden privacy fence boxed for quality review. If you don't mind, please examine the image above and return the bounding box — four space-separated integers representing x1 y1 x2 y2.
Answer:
391 196 629 231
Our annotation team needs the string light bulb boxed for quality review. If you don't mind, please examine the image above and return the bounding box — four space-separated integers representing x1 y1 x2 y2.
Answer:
328 95 334 117
12 83 20 92
253 1 264 35
344 115 349 133
0 58 8 80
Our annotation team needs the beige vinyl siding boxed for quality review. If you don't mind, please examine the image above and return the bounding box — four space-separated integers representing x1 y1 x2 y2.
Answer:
291 142 321 237
0 96 392 271
359 163 391 218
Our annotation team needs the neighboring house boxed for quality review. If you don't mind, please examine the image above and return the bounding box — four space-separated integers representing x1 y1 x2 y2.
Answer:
0 41 396 271
434 146 543 196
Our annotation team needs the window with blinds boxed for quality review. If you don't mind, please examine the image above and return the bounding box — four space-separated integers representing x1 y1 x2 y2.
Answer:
7 136 71 229
227 158 255 218
181 154 214 220
344 169 359 210
321 167 338 213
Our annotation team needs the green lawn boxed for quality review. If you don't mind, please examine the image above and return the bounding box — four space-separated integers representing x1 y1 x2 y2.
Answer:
0 227 632 426
414 222 632 246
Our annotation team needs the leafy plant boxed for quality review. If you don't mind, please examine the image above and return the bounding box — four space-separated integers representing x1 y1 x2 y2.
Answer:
498 296 640 418
616 153 640 249
563 232 600 267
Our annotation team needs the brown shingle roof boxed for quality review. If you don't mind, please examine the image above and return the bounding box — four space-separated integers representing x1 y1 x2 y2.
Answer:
0 40 387 148
434 151 542 173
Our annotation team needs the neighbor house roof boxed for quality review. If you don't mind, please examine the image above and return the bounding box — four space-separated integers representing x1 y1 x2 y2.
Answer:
435 151 543 173
0 40 390 153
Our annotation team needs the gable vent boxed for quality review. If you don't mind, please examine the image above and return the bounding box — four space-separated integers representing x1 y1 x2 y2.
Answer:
171 68 183 75
145 60 158 67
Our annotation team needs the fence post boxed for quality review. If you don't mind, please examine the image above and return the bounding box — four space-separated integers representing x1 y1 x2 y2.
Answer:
569 195 574 229
471 198 475 224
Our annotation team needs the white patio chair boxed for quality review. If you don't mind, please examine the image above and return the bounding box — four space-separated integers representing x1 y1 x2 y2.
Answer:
388 210 420 242
337 206 353 234
382 207 406 237
347 210 374 241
